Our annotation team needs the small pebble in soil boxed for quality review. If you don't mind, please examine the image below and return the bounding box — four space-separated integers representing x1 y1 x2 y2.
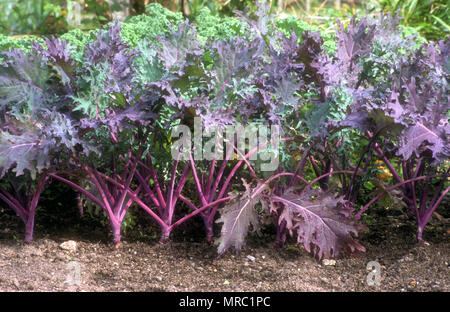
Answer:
59 240 77 253
323 259 336 266
247 255 256 262
408 280 417 288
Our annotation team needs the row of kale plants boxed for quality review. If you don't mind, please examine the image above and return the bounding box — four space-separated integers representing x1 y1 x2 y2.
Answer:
0 3 448 259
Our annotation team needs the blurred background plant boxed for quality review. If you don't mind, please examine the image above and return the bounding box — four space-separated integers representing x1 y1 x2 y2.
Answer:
0 0 67 35
0 0 132 35
0 1 447 40
373 0 449 40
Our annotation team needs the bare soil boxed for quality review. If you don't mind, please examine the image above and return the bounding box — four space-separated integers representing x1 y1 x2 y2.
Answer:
0 189 449 292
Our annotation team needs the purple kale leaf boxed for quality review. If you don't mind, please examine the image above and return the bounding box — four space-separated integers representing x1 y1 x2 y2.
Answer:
82 99 158 137
84 22 129 65
200 37 263 123
336 18 449 164
156 21 204 76
83 22 138 101
396 76 449 162
0 39 78 123
334 16 376 81
295 30 325 86
166 36 264 127
0 48 47 117
215 179 268 255
271 188 366 259
234 0 274 40
398 122 449 161
372 41 450 162
0 127 44 178
209 37 263 101
0 109 87 179
255 31 304 123
33 36 76 86
437 38 449 74
315 16 376 90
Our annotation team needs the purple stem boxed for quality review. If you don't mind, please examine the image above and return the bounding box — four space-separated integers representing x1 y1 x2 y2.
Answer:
86 168 115 220
91 168 114 208
107 159 139 244
216 141 271 203
417 186 449 242
209 152 230 203
134 158 191 242
0 185 26 214
10 180 26 207
355 174 444 219
288 146 312 188
142 154 166 209
134 170 160 208
165 158 179 222
206 142 268 226
205 158 216 201
50 173 106 209
309 155 321 180
299 170 356 197
119 185 142 222
189 152 208 207
427 180 445 218
367 134 404 188
403 159 419 219
350 152 372 204
168 196 232 231
178 194 199 211
231 144 257 178
0 186 27 222
171 164 191 205
419 179 430 218
124 190 167 229
24 173 48 243
114 157 138 220
414 158 423 178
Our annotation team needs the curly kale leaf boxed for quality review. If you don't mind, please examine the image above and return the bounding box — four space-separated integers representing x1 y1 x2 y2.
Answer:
156 21 203 76
0 48 47 118
272 188 366 260
33 36 76 86
215 180 268 255
0 110 84 179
